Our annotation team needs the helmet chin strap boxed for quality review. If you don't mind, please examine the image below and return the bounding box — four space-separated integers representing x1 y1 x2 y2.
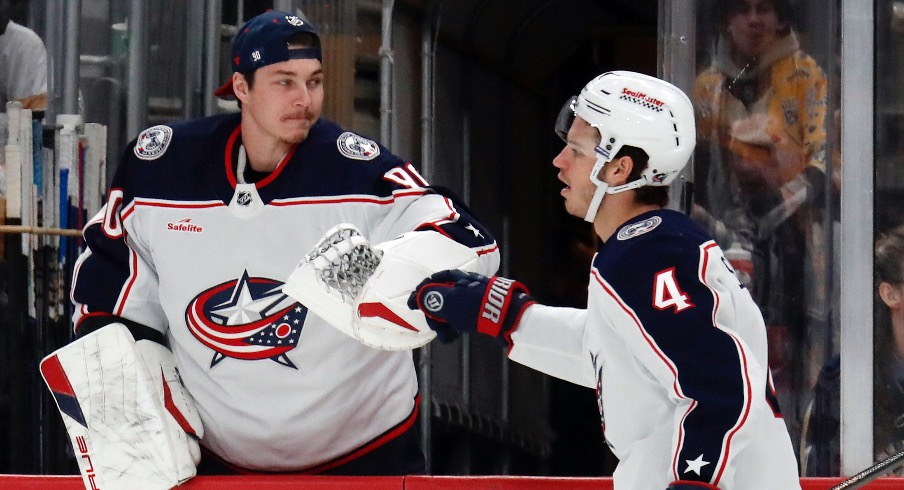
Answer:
582 156 647 223
583 183 609 223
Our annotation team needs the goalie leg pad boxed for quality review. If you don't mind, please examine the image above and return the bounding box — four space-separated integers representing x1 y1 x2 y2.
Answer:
40 323 203 490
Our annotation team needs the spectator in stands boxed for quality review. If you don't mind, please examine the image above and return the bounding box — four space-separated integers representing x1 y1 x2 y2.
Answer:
0 0 47 111
691 0 830 442
802 224 904 476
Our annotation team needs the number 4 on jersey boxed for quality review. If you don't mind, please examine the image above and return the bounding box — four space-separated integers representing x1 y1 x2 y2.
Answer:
652 267 694 313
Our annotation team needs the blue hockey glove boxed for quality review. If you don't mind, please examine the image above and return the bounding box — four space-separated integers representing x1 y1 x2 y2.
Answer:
407 269 536 348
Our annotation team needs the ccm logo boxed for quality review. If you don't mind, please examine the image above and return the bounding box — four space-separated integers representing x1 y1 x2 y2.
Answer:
76 435 101 489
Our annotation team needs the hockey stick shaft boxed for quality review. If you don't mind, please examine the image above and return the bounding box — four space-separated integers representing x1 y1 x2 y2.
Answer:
830 448 904 489
0 225 82 237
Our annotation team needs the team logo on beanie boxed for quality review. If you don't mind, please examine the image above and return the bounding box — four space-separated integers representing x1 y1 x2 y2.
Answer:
337 132 380 161
134 125 173 160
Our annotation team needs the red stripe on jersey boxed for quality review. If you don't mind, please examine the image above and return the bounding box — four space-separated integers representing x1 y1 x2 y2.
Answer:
698 241 754 486
403 163 429 187
300 393 422 474
700 242 720 326
476 244 499 256
270 188 428 207
415 221 453 239
672 399 698 481
440 196 459 221
256 145 298 187
203 394 422 475
132 200 225 210
73 312 118 335
592 268 684 398
224 125 241 187
710 332 753 486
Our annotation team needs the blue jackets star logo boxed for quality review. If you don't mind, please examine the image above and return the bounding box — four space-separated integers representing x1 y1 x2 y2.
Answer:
683 453 711 476
185 270 307 368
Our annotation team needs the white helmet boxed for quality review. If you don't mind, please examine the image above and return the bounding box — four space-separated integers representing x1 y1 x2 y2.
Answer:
555 71 696 222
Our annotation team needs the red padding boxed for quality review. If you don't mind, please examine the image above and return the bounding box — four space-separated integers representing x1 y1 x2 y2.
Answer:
405 476 613 489
0 475 403 489
0 475 902 488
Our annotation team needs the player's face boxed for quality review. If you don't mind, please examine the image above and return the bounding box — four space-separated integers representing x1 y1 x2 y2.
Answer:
241 58 324 145
552 117 600 218
726 0 783 60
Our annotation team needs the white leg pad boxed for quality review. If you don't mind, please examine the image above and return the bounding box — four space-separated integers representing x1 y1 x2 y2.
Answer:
40 323 203 490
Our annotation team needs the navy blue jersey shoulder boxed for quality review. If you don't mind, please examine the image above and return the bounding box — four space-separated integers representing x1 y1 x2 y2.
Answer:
593 209 713 281
279 118 409 199
112 113 240 202
111 114 415 203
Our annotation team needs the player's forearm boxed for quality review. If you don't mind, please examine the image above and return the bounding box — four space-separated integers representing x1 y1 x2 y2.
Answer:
508 304 595 388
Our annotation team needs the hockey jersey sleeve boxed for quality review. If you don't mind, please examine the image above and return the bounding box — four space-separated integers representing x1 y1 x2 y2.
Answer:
367 165 500 277
599 236 770 488
507 304 595 388
71 153 168 335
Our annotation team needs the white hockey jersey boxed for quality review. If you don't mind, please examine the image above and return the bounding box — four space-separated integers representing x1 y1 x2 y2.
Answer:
509 209 800 489
70 113 500 472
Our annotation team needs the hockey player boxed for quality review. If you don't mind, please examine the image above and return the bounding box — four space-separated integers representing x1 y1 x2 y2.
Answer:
41 10 499 489
409 72 801 489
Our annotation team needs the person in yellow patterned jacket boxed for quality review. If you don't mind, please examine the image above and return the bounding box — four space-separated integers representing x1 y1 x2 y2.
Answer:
694 0 827 198
691 0 831 448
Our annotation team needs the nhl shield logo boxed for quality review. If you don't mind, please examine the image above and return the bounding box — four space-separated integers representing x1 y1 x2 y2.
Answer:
337 132 380 161
134 125 173 160
237 190 254 206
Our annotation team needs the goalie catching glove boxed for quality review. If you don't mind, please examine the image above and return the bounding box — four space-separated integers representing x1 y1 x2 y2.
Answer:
407 269 536 349
283 224 484 350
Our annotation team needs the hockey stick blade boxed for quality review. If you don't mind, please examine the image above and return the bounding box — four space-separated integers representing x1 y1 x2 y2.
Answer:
830 447 904 489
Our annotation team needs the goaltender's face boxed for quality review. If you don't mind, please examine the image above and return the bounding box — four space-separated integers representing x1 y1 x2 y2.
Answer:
552 116 601 219
234 58 324 147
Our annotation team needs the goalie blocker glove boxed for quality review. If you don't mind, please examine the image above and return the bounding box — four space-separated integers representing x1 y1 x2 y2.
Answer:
408 269 536 348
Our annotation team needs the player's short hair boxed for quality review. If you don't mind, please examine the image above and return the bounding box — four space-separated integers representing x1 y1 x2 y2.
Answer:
618 145 670 207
